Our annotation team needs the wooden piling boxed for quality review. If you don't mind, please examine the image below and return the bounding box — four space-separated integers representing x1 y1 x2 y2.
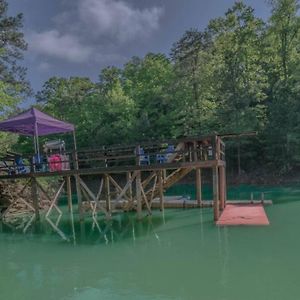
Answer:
195 168 202 207
31 177 40 221
213 166 219 221
224 166 227 207
219 166 226 210
159 170 164 211
136 171 142 219
66 176 73 212
73 149 84 221
105 174 111 213
126 172 133 202
66 176 76 242
75 175 83 221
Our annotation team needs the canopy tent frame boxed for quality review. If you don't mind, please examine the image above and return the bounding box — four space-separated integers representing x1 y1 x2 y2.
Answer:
0 107 76 165
0 107 77 227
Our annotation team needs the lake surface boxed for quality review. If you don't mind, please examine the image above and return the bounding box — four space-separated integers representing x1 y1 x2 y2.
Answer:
1 184 300 300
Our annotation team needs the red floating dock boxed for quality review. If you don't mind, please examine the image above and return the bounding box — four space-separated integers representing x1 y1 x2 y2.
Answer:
216 204 270 226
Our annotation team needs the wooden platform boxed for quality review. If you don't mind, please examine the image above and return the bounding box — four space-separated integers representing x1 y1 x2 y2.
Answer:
216 204 270 226
103 197 272 209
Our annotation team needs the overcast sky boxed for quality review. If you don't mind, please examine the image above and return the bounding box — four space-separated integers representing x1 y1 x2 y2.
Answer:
8 0 271 96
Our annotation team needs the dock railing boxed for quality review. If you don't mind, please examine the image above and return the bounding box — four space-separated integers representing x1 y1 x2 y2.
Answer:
0 135 225 177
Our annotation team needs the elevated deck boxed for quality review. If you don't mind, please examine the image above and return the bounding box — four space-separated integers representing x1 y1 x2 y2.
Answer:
0 135 225 179
0 135 230 232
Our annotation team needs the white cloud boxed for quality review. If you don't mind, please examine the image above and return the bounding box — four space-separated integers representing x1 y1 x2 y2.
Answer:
28 30 93 62
78 0 163 42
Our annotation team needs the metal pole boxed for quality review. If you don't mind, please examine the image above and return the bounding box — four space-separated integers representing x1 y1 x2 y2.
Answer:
34 122 40 158
33 134 37 154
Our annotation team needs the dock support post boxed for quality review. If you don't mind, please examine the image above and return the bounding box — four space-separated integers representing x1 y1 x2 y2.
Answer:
224 166 227 207
31 177 40 222
66 176 73 213
73 145 84 221
127 172 133 203
195 168 202 207
75 175 84 221
159 170 164 211
136 171 142 219
105 174 111 214
219 166 226 210
213 166 219 221
66 176 76 242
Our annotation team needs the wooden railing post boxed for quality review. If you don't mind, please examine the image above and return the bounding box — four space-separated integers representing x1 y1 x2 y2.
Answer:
135 145 140 166
193 141 198 161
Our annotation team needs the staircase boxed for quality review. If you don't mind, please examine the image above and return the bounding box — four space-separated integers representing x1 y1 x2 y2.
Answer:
166 143 184 163
145 167 193 200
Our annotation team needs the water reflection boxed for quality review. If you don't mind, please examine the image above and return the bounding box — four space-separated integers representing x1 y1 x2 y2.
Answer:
0 211 167 246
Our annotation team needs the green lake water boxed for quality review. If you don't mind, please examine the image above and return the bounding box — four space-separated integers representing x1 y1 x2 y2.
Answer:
1 184 300 300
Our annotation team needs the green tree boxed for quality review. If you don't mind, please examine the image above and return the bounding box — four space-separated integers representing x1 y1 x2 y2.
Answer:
123 53 174 140
0 0 29 153
88 70 136 145
0 0 29 97
264 0 300 169
208 2 268 134
206 2 268 173
36 77 96 147
171 29 217 136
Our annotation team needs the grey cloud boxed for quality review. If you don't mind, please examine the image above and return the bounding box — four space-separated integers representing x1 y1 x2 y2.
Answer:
78 0 163 42
28 30 93 62
37 62 51 72
27 0 164 64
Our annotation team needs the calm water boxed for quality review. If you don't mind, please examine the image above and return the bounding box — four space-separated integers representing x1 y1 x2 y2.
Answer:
1 185 300 300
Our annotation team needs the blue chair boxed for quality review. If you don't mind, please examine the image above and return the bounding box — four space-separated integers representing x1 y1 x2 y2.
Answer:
137 147 150 165
166 145 175 155
156 153 167 164
156 144 175 164
15 156 28 174
32 154 46 172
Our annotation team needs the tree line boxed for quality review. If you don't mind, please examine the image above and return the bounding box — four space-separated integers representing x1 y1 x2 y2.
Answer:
1 0 300 175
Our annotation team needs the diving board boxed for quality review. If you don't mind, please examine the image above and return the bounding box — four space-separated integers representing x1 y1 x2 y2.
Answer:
216 204 270 226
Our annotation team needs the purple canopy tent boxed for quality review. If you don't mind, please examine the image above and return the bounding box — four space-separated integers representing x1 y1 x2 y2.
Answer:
0 108 76 159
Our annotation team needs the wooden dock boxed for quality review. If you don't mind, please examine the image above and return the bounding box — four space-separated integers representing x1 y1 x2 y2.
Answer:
0 135 270 231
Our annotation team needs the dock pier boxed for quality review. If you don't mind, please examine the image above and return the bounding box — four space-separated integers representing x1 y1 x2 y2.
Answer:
0 135 271 235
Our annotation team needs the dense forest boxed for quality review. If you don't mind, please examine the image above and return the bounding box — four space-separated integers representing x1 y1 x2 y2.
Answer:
1 0 300 177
